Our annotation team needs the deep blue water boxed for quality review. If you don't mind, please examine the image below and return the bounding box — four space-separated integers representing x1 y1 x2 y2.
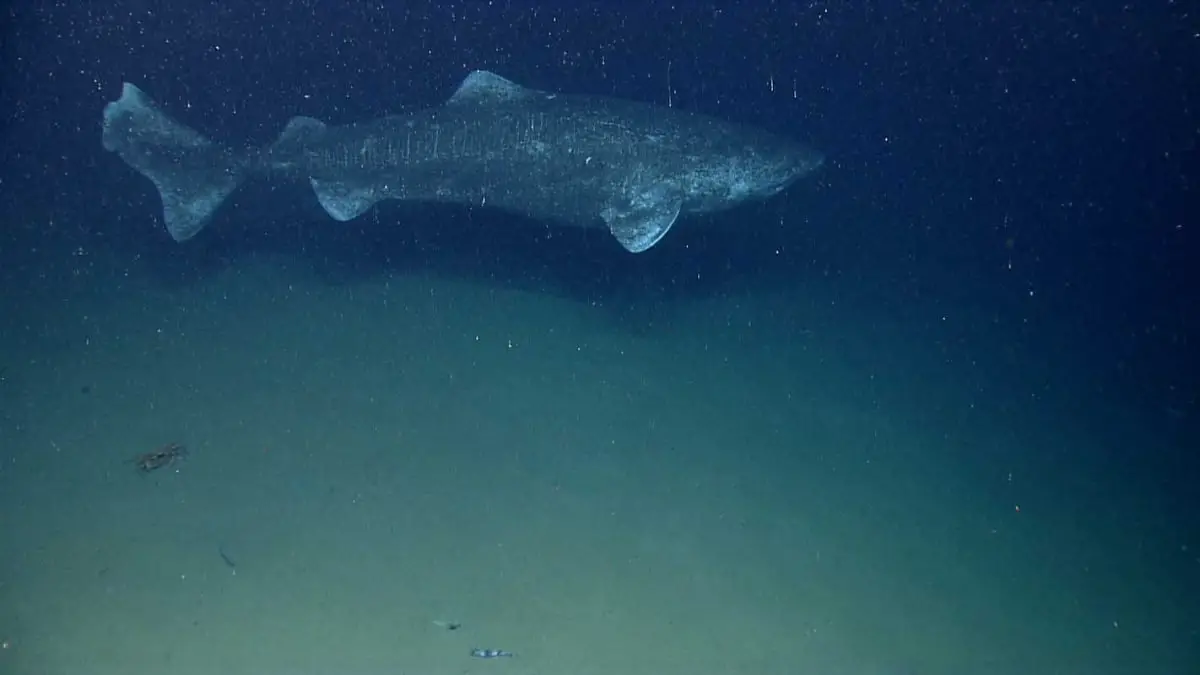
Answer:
5 2 1193 375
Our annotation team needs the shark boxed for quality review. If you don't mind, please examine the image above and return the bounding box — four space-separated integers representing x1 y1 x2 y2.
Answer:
101 70 823 253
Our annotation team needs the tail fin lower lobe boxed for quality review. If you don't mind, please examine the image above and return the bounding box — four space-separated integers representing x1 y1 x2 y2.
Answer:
102 83 244 241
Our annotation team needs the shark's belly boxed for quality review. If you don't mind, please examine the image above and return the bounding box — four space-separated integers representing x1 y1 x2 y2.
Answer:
366 153 626 228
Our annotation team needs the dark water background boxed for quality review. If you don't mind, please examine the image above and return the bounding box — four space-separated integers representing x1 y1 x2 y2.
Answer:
5 3 1195 397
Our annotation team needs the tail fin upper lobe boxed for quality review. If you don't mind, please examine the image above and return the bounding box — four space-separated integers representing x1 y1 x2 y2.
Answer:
102 83 245 241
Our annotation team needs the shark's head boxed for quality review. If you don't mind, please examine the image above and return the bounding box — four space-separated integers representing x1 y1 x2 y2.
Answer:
683 136 823 215
744 138 825 200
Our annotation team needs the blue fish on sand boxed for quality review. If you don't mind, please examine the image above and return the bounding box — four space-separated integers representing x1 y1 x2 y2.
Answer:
471 648 514 658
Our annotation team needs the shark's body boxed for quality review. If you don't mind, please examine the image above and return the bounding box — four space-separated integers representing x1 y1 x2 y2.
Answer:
102 70 822 252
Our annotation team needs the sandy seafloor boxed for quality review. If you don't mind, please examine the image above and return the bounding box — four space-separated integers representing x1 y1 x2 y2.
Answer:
0 246 1195 675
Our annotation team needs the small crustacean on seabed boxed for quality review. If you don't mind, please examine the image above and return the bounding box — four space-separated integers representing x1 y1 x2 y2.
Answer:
132 442 187 473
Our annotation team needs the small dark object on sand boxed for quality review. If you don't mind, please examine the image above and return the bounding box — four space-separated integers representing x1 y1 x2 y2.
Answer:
132 442 187 473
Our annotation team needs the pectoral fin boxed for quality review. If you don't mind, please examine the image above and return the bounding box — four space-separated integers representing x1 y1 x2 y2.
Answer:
601 197 681 253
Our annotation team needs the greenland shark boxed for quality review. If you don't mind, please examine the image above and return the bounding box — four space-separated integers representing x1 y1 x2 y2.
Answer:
101 70 822 252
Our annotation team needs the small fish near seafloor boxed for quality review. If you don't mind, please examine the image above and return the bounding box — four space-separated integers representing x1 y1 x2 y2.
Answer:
471 648 514 658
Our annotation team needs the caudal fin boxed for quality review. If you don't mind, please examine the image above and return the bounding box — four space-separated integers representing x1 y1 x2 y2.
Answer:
102 83 245 241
